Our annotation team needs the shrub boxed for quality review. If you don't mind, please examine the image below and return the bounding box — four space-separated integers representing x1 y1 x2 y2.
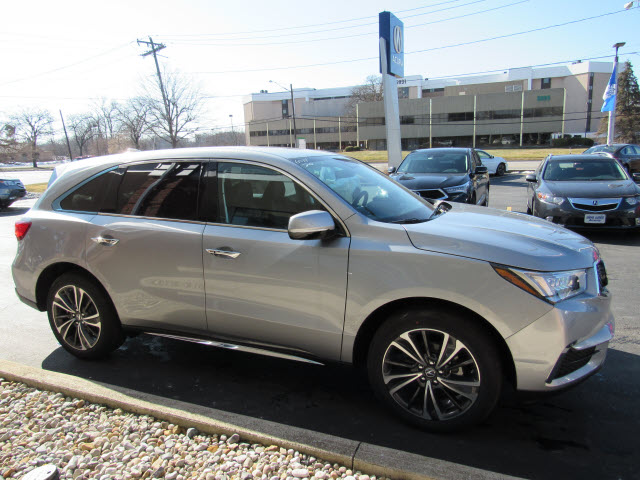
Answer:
344 146 361 152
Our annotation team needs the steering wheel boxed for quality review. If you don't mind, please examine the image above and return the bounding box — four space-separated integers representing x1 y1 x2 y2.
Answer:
352 189 369 208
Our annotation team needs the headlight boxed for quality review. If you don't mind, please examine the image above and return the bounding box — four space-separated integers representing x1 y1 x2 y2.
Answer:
493 265 587 303
537 192 564 205
624 196 639 206
444 181 470 194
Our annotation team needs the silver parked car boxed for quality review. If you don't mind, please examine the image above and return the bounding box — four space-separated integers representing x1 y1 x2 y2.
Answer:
13 147 613 431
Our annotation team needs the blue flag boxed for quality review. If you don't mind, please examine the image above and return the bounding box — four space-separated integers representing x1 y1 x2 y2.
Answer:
601 64 617 112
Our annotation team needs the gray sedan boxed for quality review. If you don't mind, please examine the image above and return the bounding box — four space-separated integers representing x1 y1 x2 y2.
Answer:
526 155 640 230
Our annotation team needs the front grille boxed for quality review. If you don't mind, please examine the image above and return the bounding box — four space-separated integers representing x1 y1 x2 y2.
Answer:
414 189 446 200
548 346 596 381
569 197 621 212
596 260 608 291
572 202 618 212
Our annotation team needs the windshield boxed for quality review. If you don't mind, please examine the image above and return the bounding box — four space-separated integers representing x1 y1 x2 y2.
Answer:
542 159 628 181
294 155 434 223
398 151 469 174
584 145 617 154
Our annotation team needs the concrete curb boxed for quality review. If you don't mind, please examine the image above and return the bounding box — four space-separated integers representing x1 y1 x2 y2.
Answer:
0 360 521 480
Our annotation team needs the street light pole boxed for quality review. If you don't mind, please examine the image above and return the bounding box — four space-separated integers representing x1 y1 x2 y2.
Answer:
229 114 236 145
607 42 625 144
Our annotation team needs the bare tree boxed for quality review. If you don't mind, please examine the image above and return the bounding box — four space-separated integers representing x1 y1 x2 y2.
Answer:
117 97 152 149
9 108 55 167
345 75 384 117
69 114 97 157
92 98 121 155
143 68 204 148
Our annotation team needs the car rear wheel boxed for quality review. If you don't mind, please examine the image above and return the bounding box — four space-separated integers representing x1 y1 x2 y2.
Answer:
496 163 506 176
46 272 124 359
367 307 503 432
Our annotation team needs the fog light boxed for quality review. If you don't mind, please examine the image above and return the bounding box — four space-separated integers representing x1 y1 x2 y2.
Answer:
545 216 554 222
636 218 640 226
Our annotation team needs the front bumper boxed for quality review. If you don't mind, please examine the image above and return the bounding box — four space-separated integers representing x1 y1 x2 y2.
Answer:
534 198 640 229
506 265 614 391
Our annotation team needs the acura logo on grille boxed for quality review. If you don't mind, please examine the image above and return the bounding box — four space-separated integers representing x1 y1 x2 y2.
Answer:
592 200 598 205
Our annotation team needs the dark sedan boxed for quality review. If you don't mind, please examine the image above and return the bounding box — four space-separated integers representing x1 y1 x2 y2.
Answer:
0 178 27 209
583 144 640 173
526 155 640 230
389 148 490 206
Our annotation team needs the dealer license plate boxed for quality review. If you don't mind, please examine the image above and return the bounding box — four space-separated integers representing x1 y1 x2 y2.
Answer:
585 214 606 224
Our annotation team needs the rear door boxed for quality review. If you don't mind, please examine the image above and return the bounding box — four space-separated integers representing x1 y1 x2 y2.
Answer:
84 161 208 334
201 160 350 361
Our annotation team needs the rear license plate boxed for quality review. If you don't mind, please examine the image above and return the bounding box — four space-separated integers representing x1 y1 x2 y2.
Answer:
585 214 606 224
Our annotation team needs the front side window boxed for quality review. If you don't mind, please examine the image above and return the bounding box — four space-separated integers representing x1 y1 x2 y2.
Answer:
295 155 434 223
398 151 469 174
217 162 321 229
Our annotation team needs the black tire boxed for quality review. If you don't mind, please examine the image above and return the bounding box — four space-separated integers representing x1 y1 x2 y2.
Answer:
483 190 490 207
367 307 503 432
46 272 124 359
469 193 476 205
526 205 532 215
496 163 506 176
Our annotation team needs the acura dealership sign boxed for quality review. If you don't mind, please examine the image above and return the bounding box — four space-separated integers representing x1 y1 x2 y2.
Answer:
379 11 404 78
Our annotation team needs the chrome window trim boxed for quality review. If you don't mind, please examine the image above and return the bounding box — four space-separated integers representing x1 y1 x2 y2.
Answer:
212 158 351 237
95 212 208 226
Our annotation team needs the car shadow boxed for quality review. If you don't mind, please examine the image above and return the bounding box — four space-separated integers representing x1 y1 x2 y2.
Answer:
0 206 31 217
42 337 638 480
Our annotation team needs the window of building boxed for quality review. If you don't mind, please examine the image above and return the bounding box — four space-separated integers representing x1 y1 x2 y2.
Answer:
398 87 409 99
282 99 289 118
447 112 474 122
217 162 322 230
541 78 552 89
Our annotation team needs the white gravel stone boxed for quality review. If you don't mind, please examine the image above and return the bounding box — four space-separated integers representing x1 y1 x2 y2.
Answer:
0 378 378 480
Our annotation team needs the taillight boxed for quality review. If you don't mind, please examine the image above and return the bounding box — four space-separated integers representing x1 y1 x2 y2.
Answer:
15 221 32 241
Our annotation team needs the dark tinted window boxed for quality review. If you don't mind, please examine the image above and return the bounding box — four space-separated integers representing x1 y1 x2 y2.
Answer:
542 159 627 181
59 169 121 213
217 162 321 229
398 151 469 174
113 162 202 220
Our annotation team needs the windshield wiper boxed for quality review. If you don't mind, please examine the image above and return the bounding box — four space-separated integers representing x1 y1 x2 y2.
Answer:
390 218 429 224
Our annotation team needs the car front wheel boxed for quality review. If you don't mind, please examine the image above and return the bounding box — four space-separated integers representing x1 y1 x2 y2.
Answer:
367 307 503 432
46 272 124 359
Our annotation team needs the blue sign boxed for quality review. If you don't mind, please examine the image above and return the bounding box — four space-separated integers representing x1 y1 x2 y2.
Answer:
379 11 404 78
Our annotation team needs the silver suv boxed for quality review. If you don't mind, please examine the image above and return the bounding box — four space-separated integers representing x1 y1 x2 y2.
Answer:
12 147 614 431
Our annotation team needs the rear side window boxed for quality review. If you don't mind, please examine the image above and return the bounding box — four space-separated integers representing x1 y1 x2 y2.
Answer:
59 169 121 213
114 162 202 220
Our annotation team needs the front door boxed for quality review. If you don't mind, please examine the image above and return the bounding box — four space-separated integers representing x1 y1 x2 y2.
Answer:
202 161 350 361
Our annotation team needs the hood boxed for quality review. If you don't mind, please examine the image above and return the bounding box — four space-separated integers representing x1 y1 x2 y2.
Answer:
391 173 469 190
545 180 640 198
403 204 596 271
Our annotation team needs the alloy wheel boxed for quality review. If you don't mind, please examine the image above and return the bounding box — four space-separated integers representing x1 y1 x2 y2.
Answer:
381 328 481 421
51 285 102 351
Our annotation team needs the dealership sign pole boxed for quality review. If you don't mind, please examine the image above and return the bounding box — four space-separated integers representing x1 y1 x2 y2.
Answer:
379 12 404 168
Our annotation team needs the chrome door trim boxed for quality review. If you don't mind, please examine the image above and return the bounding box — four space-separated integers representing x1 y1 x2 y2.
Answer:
206 248 241 259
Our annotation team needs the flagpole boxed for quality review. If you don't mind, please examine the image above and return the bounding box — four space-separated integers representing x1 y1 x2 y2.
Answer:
607 42 625 144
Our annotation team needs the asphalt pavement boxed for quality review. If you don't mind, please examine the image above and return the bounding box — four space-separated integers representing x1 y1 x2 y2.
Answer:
1 174 639 480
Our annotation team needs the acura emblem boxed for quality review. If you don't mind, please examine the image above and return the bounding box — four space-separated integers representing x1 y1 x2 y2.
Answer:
592 200 598 205
393 26 402 54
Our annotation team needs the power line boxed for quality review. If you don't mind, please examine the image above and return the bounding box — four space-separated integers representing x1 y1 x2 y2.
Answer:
156 0 473 39
185 9 630 75
167 1 525 47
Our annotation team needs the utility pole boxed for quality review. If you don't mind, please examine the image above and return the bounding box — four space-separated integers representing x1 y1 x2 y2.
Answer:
138 37 173 146
290 84 297 147
59 110 73 161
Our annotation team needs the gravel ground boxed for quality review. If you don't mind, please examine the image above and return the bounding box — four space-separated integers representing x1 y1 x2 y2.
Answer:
0 378 384 480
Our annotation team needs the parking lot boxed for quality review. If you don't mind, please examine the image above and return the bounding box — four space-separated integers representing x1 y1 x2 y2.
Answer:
1 173 639 480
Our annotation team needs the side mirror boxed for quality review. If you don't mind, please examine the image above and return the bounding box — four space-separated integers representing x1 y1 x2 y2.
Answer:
632 172 640 184
475 165 488 174
288 210 336 240
387 166 396 174
525 174 537 182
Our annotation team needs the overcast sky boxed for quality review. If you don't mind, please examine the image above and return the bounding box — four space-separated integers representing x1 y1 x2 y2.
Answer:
1 0 638 138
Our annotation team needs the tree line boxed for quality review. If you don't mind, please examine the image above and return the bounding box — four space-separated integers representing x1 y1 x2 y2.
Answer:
0 69 245 167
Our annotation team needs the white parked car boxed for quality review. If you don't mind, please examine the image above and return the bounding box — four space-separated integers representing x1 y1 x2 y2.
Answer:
476 150 508 176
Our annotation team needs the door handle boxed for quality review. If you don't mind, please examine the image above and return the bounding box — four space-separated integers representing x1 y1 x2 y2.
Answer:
91 236 119 246
206 248 241 259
